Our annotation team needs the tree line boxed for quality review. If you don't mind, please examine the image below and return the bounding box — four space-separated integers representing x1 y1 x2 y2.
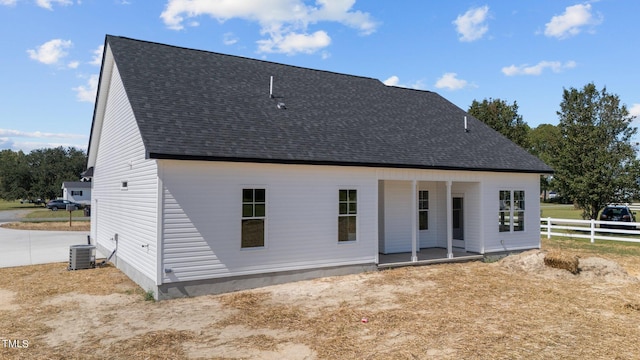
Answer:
469 82 640 219
0 147 87 203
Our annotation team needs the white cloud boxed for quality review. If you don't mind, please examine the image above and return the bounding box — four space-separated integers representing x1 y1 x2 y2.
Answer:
27 39 73 65
73 74 99 102
36 0 73 10
0 0 17 6
90 44 104 65
383 75 425 90
309 0 377 35
544 3 602 39
257 30 331 55
0 129 88 152
453 5 489 42
67 60 79 69
630 104 640 118
160 0 378 55
8 140 88 153
383 75 400 86
223 32 238 45
502 60 576 76
0 128 87 139
434 73 469 91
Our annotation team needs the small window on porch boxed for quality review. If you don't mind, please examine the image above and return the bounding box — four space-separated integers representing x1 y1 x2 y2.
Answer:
418 190 429 230
338 189 357 242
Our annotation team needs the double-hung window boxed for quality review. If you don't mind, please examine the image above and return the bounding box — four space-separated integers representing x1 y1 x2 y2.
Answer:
338 189 357 242
418 190 429 230
499 190 525 232
242 188 266 248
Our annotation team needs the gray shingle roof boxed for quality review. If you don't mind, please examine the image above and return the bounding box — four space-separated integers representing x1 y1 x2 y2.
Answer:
62 181 91 189
104 35 552 173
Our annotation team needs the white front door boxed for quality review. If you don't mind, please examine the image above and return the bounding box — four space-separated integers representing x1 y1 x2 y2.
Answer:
452 196 464 248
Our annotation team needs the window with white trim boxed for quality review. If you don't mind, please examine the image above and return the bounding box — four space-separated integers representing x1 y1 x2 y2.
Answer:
71 190 83 196
499 190 525 232
418 190 429 230
338 189 357 242
242 188 266 248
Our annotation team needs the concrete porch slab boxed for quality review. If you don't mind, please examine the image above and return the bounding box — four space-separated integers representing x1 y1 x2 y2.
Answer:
378 248 484 269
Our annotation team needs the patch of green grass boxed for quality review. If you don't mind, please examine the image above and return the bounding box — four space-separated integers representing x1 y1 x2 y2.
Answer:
25 209 86 219
144 290 156 302
0 200 43 211
540 203 583 220
544 236 640 257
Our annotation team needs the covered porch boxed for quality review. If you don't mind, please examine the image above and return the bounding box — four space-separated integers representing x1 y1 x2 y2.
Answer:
377 177 482 264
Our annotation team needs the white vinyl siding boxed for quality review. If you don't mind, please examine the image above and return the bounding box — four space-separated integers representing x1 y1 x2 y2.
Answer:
483 174 540 252
64 187 91 204
161 161 378 283
91 60 158 284
379 180 412 253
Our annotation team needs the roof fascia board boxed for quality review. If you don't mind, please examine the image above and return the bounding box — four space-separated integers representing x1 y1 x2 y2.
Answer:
87 41 115 169
148 153 553 174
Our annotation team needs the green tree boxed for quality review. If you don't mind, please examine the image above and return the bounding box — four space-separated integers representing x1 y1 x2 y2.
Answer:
0 149 31 200
28 147 87 201
528 124 561 199
468 98 530 149
0 147 87 201
551 83 640 219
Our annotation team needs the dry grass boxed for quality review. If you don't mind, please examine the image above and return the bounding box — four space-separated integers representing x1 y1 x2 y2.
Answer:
0 263 143 358
0 221 90 231
2 239 640 359
0 262 137 307
544 250 579 274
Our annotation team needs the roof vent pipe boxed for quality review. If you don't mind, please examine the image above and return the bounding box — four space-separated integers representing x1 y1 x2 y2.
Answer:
270 76 273 98
464 116 469 132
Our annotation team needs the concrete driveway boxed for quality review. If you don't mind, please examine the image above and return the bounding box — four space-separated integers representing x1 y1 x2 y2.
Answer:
0 226 95 268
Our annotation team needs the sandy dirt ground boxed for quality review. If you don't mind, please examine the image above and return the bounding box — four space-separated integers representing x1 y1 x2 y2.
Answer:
2 247 640 359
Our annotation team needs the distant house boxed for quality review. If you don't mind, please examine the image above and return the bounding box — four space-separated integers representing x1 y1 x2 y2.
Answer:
86 35 553 300
61 181 91 205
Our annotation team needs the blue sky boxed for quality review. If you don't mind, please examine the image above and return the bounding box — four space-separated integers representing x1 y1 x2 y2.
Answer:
1 0 639 153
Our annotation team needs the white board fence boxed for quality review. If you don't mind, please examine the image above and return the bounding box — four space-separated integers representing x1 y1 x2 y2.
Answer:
541 217 640 243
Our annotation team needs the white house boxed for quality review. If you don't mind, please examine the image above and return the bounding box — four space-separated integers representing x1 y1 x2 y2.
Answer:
86 36 553 300
61 181 91 205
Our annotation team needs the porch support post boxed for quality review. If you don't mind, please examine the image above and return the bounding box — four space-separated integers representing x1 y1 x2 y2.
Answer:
446 180 453 259
411 180 418 262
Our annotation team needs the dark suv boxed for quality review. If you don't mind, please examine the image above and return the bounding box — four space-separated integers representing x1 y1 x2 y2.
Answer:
46 199 83 211
599 205 636 229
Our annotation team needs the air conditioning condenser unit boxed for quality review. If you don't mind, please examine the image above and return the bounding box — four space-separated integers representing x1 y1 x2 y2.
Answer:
69 244 96 270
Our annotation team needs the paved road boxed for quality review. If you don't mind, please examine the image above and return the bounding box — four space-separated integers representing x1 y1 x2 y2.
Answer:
0 209 34 222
